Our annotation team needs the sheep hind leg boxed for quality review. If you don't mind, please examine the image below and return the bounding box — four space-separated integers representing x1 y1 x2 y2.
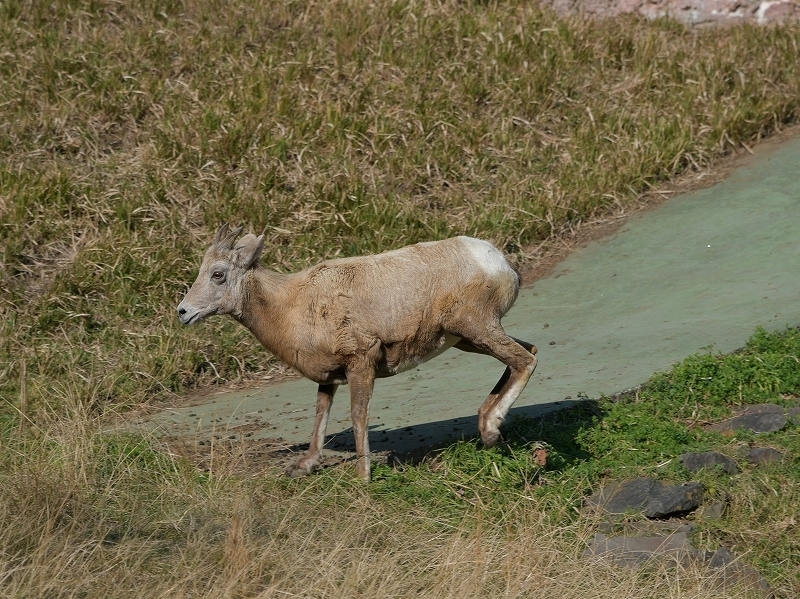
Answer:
455 335 538 448
454 337 537 357
286 383 338 477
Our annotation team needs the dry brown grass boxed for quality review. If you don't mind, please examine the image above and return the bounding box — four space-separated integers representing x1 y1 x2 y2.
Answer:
0 418 769 598
1 2 799 596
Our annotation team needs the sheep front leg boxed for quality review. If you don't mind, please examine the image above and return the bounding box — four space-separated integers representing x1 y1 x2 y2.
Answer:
287 383 338 477
346 363 376 481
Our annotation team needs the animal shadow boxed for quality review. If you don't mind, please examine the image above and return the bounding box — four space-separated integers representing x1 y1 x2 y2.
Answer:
323 398 604 472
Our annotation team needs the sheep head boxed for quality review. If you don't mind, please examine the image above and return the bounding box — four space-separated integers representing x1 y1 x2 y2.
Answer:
177 224 265 325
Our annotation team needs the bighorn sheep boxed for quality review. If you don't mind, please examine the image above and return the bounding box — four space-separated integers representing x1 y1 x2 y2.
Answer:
177 225 538 480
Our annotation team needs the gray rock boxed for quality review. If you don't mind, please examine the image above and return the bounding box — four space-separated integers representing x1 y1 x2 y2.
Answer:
707 546 774 598
695 499 726 520
584 533 773 597
746 447 784 466
707 545 737 568
583 531 694 567
787 406 800 426
586 478 703 518
598 519 694 536
706 404 788 434
680 451 739 474
738 404 784 414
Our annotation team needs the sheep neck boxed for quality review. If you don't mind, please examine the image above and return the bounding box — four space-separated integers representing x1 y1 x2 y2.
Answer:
236 267 295 359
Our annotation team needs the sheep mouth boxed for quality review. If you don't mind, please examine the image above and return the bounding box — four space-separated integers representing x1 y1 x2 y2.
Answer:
178 307 212 325
182 312 201 325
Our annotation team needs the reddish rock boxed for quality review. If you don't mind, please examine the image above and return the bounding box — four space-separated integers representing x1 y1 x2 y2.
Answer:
541 0 800 26
757 1 800 23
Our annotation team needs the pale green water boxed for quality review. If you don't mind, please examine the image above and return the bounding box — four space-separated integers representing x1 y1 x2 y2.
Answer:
141 133 800 455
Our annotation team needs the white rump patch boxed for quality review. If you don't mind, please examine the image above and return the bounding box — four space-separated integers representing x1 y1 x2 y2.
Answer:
459 237 514 277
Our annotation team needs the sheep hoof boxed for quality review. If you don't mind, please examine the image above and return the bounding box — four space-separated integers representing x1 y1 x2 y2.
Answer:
285 458 319 478
480 430 501 449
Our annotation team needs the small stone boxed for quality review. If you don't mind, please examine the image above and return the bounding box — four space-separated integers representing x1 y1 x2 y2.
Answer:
786 407 800 425
696 499 726 520
680 451 739 474
597 521 618 534
746 447 784 466
586 478 703 518
707 545 735 568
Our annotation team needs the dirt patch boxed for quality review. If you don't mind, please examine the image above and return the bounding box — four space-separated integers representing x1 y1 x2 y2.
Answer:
159 434 309 476
158 434 398 477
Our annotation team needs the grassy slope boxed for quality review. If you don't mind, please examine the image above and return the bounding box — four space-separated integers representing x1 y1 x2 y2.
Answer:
1 1 800 597
2 0 800 414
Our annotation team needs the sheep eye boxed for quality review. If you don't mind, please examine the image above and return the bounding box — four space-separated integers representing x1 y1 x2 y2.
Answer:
211 270 225 282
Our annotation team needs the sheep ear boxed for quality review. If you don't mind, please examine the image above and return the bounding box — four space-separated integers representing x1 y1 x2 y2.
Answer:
215 224 244 250
234 234 265 269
